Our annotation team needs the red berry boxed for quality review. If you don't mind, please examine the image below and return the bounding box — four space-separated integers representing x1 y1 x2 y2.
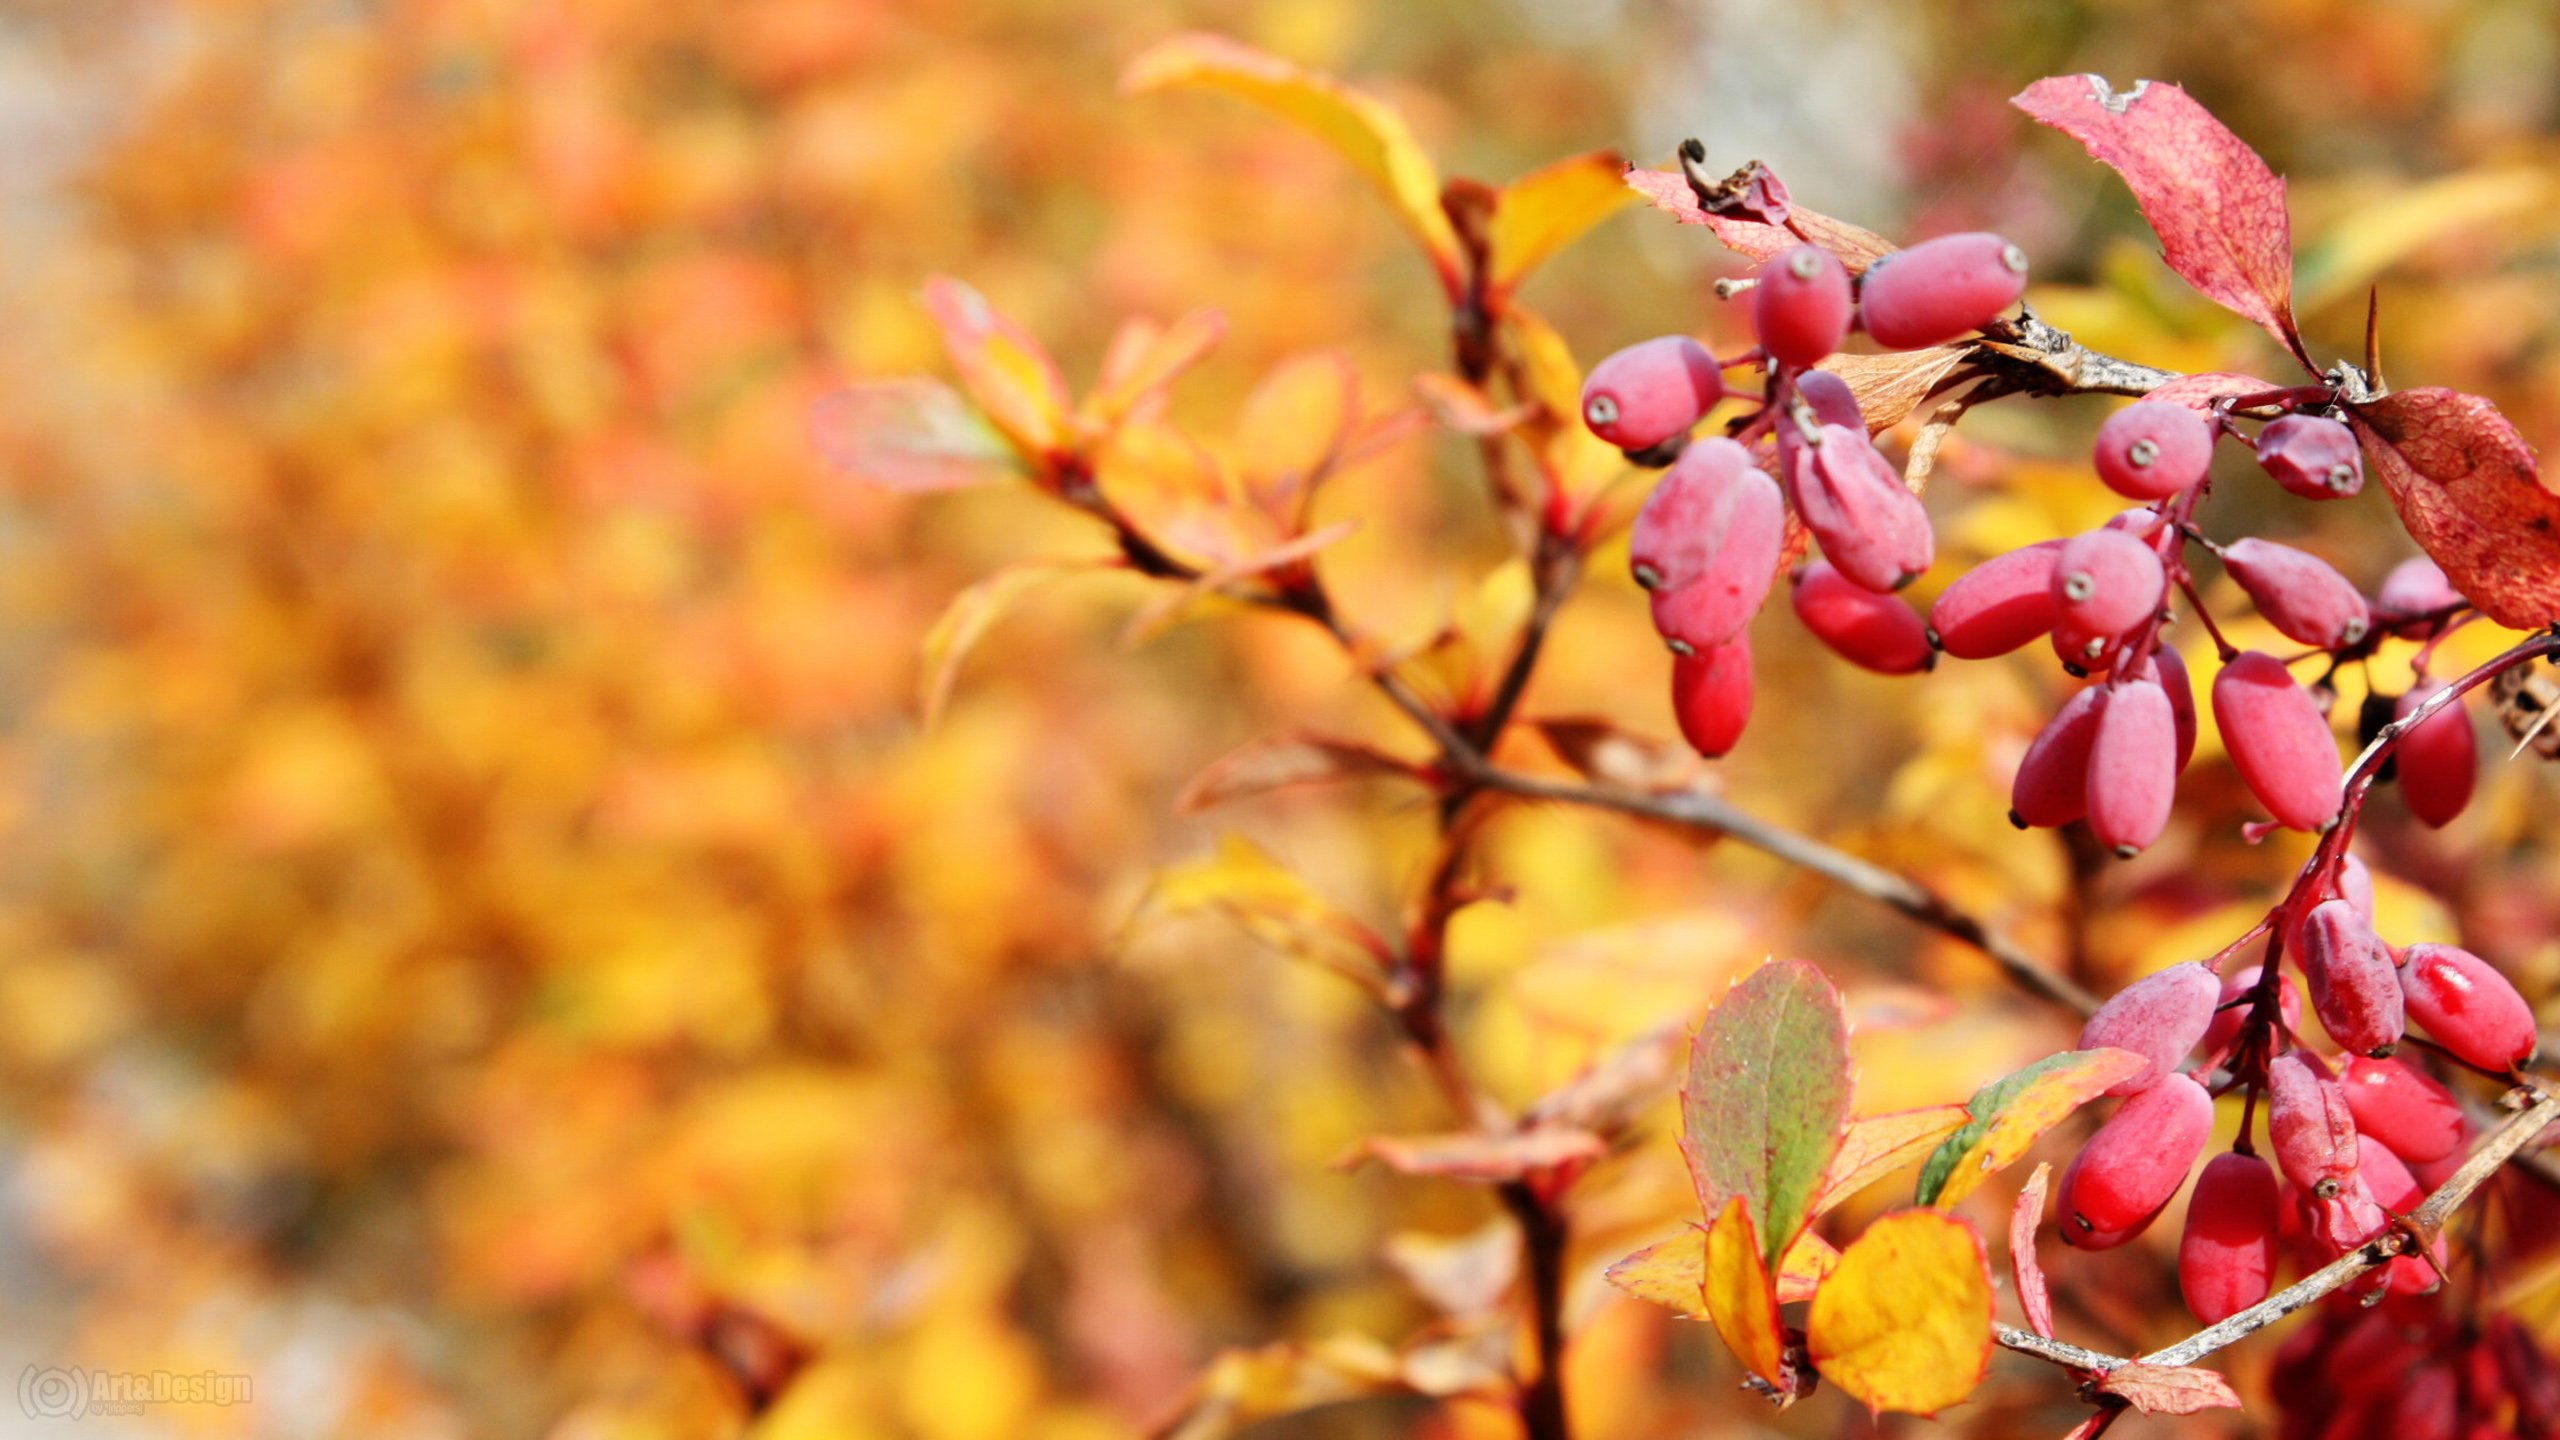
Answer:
2399 943 2537 1072
2011 685 2106 829
1753 244 1853 368
2086 677 2179 857
2078 960 2218 1095
1855 232 2029 349
2357 1131 2426 1214
2179 1152 2280 1325
2341 1055 2464 1165
2268 1051 2360 1198
1790 561 1933 674
2211 651 2343 831
2060 1072 2213 1237
1793 369 1864 431
1927 542 2061 659
1670 637 1753 758
2298 899 2405 1059
2104 506 2168 539
2200 964 2300 1064
1636 446 1785 655
2144 647 2198 773
2395 683 2478 829
2094 400 2215 500
2377 555 2463 637
2221 537 2372 650
2052 528 2165 643
2256 413 2364 500
1580 336 1722 451
1790 423 1933 593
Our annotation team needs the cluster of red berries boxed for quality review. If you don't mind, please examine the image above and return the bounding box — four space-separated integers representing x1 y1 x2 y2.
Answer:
2271 1304 2559 1439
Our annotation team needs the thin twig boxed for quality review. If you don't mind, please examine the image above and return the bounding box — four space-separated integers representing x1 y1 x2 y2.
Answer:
1993 1323 2125 1372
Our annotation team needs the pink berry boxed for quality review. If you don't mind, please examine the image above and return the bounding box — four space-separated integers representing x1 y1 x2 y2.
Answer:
2340 1055 2463 1166
2211 651 2343 831
2376 556 2463 638
2268 1051 2360 1199
1793 369 1865 431
2086 678 2179 857
2078 960 2218 1095
2256 414 2364 500
1637 449 1786 656
2095 400 2215 500
2144 647 2198 773
1628 438 1757 593
1927 542 2062 658
1790 561 1933 674
2104 506 2168 540
1670 637 1753 758
2011 685 2106 829
2060 1072 2214 1237
2358 1138 2425 1214
1580 336 1722 452
2179 1152 2280 1325
1790 423 1933 593
1753 244 1853 368
2052 528 2165 644
2221 537 2372 650
1855 232 2030 349
2297 899 2405 1059
2395 683 2478 829
2399 943 2537 1073
2200 964 2300 1064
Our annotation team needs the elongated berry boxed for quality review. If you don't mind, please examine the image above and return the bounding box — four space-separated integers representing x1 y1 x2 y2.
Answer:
2268 1051 2360 1198
2095 400 2215 500
2145 647 2198 773
1670 637 1752 758
2104 506 2168 540
1856 232 2029 349
2341 1056 2462 1165
2180 1152 2280 1324
1753 244 1853 368
2060 1072 2213 1237
2079 960 2218 1095
1629 437 1761 593
2256 413 2363 500
2298 899 2405 1058
2212 651 2343 831
1928 541 2061 658
2086 678 2179 857
2054 1148 2171 1250
2200 964 2300 1064
2299 1171 2388 1257
2357 1131 2426 1214
1790 561 1933 674
2052 528 2165 643
1791 423 1932 592
1581 335 1721 452
2395 683 2478 829
2399 943 2537 1072
2377 555 2462 638
2222 537 2371 649
1793 369 1864 431
2011 685 2106 828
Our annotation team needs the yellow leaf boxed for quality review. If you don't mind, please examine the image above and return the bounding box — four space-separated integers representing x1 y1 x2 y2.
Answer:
917 560 1107 727
1806 1211 1993 1416
1140 835 1393 991
1606 1224 1837 1316
1814 1104 1971 1215
1237 352 1358 498
1123 34 1461 294
2295 169 2554 315
1087 308 1228 427
1703 1198 1785 1388
921 277 1075 458
1488 149 1634 298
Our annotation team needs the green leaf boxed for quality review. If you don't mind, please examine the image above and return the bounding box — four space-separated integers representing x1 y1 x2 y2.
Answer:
1680 958 1853 1267
1914 1048 2146 1208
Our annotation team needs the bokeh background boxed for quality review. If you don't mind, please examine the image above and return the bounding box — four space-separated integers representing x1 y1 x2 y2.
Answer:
4 0 2560 1436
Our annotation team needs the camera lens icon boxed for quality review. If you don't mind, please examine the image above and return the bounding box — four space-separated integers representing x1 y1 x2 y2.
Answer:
19 1366 86 1419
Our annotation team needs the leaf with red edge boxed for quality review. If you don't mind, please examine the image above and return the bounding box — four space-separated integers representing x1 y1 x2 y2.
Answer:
1488 149 1635 299
2010 1162 2055 1340
2142 370 2285 413
2349 387 2560 629
1177 735 1428 813
1682 959 1853 1267
2012 76 2310 368
1623 163 1896 274
808 379 1020 492
921 277 1077 457
1703 1198 1790 1391
1805 1210 1995 1416
1814 1104 1972 1215
1348 1128 1605 1183
2098 1362 2244 1415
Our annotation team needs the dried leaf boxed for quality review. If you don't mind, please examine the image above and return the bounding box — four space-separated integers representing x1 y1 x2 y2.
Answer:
1916 1048 2147 1208
1123 35 1462 293
1488 149 1635 298
1804 1210 1994 1416
1176 734 1425 813
1349 1128 1606 1183
2098 1361 2244 1415
2010 1162 2054 1340
1703 1197 1788 1390
1816 347 1975 436
1815 1104 1972 1215
1528 716 1701 794
1089 308 1228 427
921 276 1077 456
1682 959 1853 1267
1623 164 1896 274
808 379 1020 492
2349 388 2560 629
2013 76 2309 367
919 560 1109 726
1382 1220 1518 1320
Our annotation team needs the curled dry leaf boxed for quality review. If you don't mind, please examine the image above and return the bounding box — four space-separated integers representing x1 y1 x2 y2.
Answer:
1623 163 1897 273
2097 1361 2244 1415
1816 346 1974 437
2349 388 2560 629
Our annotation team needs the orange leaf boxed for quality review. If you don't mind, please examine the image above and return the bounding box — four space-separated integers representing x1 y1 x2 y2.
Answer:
1703 1198 1787 1389
1122 34 1461 295
918 559 1112 727
1088 309 1228 428
1805 1210 1993 1416
1814 1104 1971 1215
1605 1225 1839 1317
921 277 1075 459
1488 149 1634 298
807 379 1020 492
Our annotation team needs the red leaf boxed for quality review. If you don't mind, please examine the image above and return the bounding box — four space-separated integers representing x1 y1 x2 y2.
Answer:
2140 370 2283 413
2097 1361 2243 1415
2350 388 2560 629
2009 1162 2054 1341
1623 164 1896 274
2013 76 2309 369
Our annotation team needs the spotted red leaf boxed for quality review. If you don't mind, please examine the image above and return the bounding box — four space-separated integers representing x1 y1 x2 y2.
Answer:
2013 76 2309 370
2349 388 2560 629
1623 165 1896 274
